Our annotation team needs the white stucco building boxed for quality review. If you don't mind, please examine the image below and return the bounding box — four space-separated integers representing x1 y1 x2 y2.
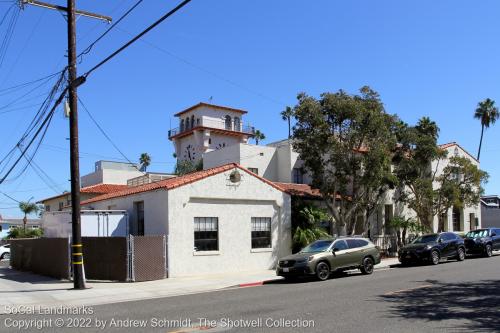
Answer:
181 103 482 235
168 103 255 163
81 164 291 277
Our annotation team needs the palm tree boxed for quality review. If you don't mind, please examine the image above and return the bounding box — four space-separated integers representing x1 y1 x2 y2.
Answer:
474 98 499 161
139 153 151 172
254 130 265 145
19 201 39 233
280 106 294 139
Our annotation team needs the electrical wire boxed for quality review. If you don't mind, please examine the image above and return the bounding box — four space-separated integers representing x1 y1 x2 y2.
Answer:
0 190 20 203
0 10 45 86
0 85 68 185
78 97 145 174
83 0 192 78
0 4 20 70
78 0 144 62
0 70 64 95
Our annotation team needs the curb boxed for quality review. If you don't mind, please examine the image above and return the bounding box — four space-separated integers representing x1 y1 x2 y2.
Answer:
236 278 283 288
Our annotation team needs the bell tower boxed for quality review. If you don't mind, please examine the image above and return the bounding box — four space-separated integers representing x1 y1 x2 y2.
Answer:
168 103 255 163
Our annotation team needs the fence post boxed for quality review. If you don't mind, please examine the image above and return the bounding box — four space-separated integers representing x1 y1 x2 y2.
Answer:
163 235 167 279
127 235 135 282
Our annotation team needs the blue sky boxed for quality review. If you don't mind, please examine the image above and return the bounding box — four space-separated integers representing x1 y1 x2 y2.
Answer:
1 0 499 217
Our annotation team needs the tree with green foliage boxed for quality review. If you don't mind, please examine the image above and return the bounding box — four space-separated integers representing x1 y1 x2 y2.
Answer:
18 201 39 233
393 118 488 231
291 87 399 236
291 202 330 252
389 216 429 248
393 117 444 229
474 98 499 161
253 130 266 145
174 159 203 176
139 153 151 172
434 156 488 231
7 227 43 239
281 106 294 139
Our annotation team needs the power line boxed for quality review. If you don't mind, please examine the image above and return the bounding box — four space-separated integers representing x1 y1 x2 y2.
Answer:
78 96 145 174
0 4 20 70
0 70 64 95
115 26 286 107
78 0 143 62
0 191 20 203
0 10 45 86
17 146 64 194
0 85 68 185
83 0 192 78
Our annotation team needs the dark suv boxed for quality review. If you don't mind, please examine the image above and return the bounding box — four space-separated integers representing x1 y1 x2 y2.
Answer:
399 232 466 265
464 228 500 257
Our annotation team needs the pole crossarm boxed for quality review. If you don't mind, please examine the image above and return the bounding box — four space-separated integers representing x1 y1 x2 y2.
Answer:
21 0 112 22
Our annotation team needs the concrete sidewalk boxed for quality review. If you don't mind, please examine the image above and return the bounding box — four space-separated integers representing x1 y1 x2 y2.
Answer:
0 257 398 312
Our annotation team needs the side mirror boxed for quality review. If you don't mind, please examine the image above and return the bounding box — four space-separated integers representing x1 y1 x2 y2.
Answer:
332 248 339 253
438 238 443 243
491 233 496 237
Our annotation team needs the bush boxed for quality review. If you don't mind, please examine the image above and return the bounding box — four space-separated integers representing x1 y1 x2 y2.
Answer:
7 227 43 239
292 200 331 252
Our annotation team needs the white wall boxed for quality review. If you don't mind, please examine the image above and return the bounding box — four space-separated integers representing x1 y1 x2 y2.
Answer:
167 168 291 277
82 190 169 236
82 167 292 278
81 169 143 187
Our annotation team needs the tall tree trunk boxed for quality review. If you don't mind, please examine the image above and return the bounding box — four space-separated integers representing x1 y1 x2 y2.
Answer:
477 124 484 161
288 117 291 139
336 223 346 236
23 215 27 233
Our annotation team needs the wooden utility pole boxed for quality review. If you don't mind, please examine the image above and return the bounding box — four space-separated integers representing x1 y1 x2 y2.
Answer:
21 0 111 290
66 0 84 290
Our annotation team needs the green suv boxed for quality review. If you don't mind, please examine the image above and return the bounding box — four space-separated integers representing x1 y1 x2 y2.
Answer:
276 238 381 281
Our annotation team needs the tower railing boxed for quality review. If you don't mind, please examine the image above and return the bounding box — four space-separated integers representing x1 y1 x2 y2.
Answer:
168 118 255 139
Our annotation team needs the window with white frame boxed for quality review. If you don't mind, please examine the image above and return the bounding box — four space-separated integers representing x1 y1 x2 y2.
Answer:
194 217 219 251
251 217 271 249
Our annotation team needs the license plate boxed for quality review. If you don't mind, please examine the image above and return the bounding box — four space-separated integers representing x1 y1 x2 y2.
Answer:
283 268 289 272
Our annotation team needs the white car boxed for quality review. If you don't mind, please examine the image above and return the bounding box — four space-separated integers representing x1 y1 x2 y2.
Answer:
0 244 10 260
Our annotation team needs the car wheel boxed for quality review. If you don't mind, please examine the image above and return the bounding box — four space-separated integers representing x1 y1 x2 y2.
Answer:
360 257 374 275
2 253 9 260
315 262 330 281
430 250 440 265
485 244 493 257
457 247 465 261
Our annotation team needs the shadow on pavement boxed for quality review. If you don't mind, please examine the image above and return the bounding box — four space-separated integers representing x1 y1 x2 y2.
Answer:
379 278 500 332
0 266 65 285
267 270 363 284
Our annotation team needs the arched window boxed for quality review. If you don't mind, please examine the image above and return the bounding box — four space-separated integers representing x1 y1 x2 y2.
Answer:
225 115 232 130
180 119 185 132
234 117 240 131
191 115 195 128
186 117 190 130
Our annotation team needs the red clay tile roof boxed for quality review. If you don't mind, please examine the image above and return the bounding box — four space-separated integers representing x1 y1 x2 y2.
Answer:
274 182 322 198
81 163 285 205
38 183 127 203
174 102 248 117
439 142 478 162
80 184 127 194
274 182 346 200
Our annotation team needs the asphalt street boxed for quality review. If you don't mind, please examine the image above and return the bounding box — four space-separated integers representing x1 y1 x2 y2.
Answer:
1 254 499 333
